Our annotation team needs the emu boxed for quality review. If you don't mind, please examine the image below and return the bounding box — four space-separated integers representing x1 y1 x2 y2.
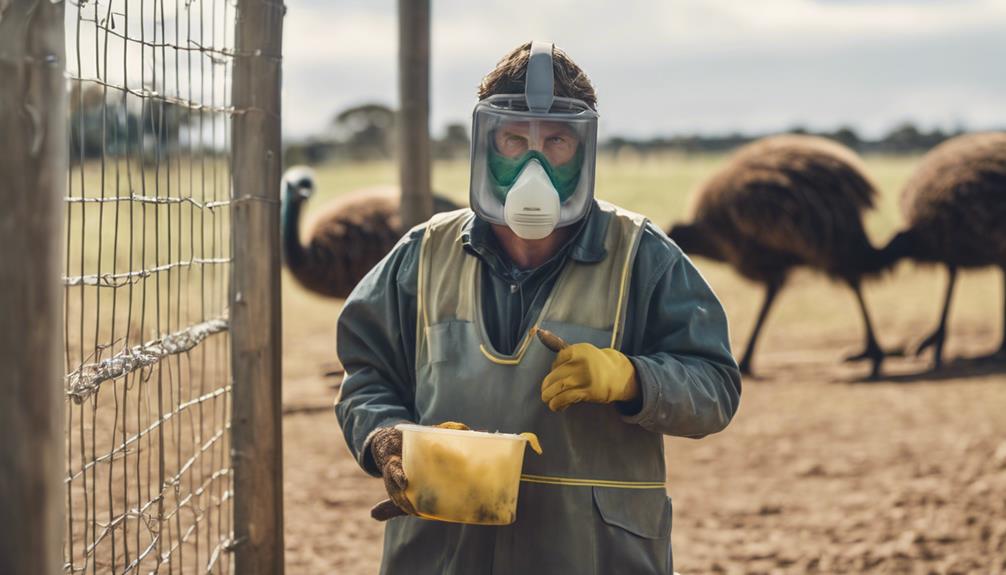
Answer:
668 135 888 378
282 166 462 299
880 132 1006 368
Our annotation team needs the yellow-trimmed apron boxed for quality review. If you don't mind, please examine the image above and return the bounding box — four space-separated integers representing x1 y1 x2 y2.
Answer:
381 202 673 574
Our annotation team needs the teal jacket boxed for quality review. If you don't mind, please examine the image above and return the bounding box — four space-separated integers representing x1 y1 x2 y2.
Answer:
336 201 741 477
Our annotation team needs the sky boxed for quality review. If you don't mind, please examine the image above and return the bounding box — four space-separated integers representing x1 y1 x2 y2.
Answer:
281 0 1006 141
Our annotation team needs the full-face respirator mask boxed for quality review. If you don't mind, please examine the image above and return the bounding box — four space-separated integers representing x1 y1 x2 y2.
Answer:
469 42 599 240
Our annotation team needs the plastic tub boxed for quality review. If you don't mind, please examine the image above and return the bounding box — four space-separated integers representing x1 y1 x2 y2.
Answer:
397 423 542 525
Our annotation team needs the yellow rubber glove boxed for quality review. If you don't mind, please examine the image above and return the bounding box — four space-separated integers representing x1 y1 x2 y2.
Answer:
540 343 640 412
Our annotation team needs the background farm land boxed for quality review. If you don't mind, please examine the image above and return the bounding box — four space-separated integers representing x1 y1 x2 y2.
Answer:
280 154 1006 574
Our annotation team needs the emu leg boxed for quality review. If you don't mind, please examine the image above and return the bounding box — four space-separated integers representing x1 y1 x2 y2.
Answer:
976 266 1006 363
1000 266 1006 355
842 280 885 379
915 265 957 369
738 282 781 376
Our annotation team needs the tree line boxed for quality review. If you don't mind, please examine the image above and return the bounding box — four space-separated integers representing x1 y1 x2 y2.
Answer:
284 102 986 165
71 91 983 165
284 103 470 166
603 124 973 157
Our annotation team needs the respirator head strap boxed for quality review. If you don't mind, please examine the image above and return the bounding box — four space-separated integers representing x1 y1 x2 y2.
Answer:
525 41 555 113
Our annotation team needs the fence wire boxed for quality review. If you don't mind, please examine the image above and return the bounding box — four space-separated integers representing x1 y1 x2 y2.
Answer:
64 0 237 572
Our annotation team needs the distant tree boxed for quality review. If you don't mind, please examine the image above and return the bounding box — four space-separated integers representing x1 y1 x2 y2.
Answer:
285 139 339 166
69 81 141 161
68 82 106 160
434 122 470 160
69 80 196 163
331 103 396 160
69 81 105 112
884 122 923 152
443 123 469 148
141 97 191 155
830 126 861 151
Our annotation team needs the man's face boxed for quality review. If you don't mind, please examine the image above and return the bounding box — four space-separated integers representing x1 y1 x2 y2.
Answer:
492 120 580 166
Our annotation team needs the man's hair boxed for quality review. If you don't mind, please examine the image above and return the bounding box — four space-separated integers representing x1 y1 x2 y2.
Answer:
478 42 597 111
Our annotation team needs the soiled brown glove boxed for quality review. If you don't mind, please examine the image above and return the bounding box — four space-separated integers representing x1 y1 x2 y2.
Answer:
369 427 416 521
369 421 470 521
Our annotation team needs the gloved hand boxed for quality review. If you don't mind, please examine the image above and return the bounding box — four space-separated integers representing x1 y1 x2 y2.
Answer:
540 342 640 412
369 421 470 521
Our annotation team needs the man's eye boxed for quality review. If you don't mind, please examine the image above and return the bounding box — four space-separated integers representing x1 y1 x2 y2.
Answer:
507 135 526 146
547 136 568 146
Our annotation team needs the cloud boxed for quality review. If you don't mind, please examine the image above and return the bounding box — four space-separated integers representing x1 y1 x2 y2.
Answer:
281 0 1006 139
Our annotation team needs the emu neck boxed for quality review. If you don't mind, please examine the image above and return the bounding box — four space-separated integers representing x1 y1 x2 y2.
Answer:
667 223 725 262
281 192 306 268
875 229 921 272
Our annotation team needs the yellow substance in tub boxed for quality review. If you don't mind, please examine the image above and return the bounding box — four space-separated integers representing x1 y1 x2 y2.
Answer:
404 433 540 525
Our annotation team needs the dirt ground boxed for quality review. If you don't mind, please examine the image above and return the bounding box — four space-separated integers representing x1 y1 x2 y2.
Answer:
279 275 1006 575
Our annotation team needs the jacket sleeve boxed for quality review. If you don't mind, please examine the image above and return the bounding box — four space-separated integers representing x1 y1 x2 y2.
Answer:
619 226 742 438
334 229 423 477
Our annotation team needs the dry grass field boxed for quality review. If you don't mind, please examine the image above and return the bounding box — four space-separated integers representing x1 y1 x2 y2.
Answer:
278 153 1006 574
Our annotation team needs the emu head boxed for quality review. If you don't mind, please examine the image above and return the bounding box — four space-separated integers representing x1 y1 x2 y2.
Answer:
282 166 316 202
667 221 725 262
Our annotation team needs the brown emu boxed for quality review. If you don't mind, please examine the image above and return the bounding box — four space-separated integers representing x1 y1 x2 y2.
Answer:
880 132 1006 368
668 135 887 377
282 166 462 299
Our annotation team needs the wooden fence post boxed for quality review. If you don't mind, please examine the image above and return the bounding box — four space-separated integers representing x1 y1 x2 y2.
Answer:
0 0 67 573
398 0 433 229
230 0 285 573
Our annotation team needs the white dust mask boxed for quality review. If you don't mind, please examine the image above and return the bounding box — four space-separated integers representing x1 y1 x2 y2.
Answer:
503 159 562 240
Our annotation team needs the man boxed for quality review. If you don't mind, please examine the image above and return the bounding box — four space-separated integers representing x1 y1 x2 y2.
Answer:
336 41 741 574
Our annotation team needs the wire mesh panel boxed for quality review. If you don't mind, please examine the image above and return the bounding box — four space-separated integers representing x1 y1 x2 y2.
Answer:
64 0 237 572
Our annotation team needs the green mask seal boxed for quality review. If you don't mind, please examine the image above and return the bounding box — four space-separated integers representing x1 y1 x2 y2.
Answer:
487 146 584 203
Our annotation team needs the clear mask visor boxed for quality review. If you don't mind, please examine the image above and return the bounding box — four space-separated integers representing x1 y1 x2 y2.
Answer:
470 96 598 228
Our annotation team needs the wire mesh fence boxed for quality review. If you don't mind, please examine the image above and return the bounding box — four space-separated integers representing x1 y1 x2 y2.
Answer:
63 0 238 571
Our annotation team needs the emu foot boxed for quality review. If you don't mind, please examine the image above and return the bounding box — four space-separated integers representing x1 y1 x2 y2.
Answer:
842 343 886 380
913 327 946 370
841 343 905 361
736 361 770 382
738 357 754 378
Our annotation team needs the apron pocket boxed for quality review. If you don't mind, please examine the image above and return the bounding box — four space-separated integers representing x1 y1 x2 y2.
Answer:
425 322 456 364
592 486 671 540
